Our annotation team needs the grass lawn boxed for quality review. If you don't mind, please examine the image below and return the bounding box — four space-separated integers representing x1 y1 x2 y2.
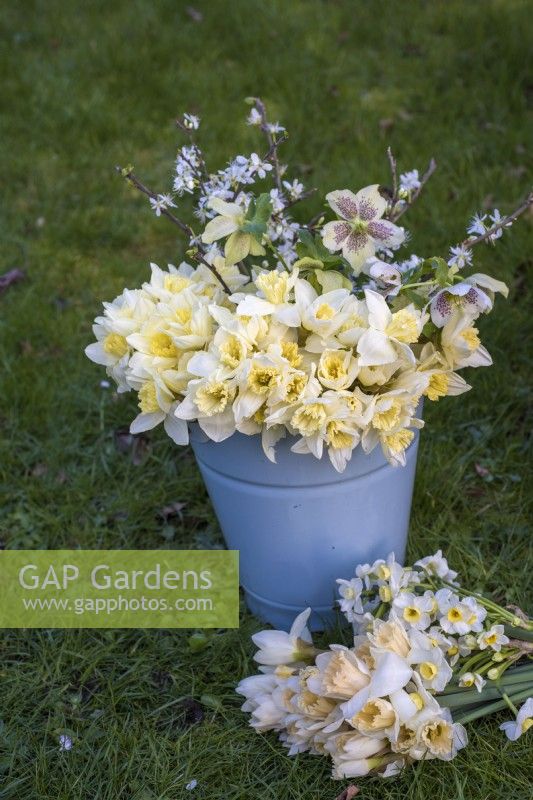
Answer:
1 0 532 797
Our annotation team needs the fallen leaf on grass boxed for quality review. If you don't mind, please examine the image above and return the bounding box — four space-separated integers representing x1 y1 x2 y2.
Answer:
30 463 48 478
0 268 25 295
475 463 493 480
177 698 204 728
113 427 151 465
335 786 360 800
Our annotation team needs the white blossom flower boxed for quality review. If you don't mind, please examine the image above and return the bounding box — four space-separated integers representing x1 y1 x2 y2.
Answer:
283 178 304 199
499 698 533 741
322 186 405 274
247 108 262 126
447 244 473 269
149 193 176 217
399 169 421 193
185 779 198 790
59 735 73 751
183 113 200 130
467 212 488 237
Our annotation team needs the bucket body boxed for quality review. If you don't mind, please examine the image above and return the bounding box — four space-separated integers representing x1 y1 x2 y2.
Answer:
190 426 420 631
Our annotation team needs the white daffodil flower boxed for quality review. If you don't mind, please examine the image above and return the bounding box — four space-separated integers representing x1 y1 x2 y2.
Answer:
417 343 471 403
499 698 533 741
340 651 413 721
436 590 487 635
306 647 370 701
336 577 365 620
295 281 352 344
410 647 453 693
356 289 425 367
251 607 316 666
321 185 405 274
392 592 434 630
231 269 301 327
477 624 510 652
326 731 387 779
414 550 458 583
459 672 486 693
441 312 492 370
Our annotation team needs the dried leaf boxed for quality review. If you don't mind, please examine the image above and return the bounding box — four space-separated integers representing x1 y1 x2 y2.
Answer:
335 786 360 800
114 426 135 454
0 268 25 295
177 698 204 728
31 463 48 478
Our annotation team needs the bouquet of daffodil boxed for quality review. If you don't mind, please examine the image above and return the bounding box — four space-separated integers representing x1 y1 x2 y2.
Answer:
86 99 531 472
236 550 533 780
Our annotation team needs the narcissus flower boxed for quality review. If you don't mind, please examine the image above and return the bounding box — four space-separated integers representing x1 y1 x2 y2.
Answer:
499 698 533 741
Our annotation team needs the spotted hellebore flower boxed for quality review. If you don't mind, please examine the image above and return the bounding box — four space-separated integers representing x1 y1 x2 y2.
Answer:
321 186 405 274
430 273 508 327
201 197 265 266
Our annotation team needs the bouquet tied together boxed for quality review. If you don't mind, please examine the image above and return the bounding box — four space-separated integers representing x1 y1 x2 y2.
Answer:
237 550 533 780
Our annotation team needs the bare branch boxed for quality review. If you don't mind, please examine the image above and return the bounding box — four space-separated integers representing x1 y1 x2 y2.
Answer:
116 166 230 293
461 191 533 250
191 253 231 294
390 157 437 222
387 146 398 206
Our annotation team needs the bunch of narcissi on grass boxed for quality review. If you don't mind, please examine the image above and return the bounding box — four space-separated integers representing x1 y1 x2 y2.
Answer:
86 98 532 471
237 550 533 780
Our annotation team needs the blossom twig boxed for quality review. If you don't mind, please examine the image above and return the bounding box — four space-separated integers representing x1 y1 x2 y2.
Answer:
116 166 230 293
461 192 533 250
116 166 194 238
252 97 285 192
391 157 437 222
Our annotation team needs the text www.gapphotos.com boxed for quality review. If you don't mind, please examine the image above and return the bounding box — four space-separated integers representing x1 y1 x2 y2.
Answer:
22 595 214 615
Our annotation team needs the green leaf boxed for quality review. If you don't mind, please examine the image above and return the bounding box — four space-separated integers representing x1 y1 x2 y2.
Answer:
254 193 273 224
422 320 438 338
188 632 211 653
425 256 450 287
402 288 427 308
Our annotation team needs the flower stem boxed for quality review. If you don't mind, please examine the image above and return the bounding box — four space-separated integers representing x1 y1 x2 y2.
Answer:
454 686 532 724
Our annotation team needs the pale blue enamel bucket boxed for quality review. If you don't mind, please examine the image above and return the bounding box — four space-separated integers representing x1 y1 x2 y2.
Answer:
190 426 420 631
